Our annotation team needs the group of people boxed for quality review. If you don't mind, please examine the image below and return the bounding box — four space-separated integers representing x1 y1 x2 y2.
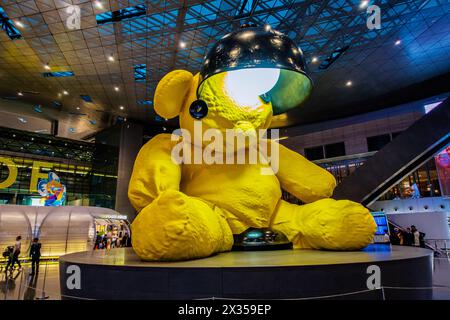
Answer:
93 231 131 250
2 236 41 275
389 225 425 247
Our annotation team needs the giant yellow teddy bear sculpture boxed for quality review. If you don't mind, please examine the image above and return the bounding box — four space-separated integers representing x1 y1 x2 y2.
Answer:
128 70 376 261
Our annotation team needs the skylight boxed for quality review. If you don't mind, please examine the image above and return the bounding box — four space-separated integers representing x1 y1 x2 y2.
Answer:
80 95 93 102
0 7 22 40
137 100 152 105
319 45 350 70
134 64 146 83
43 71 75 77
96 4 147 25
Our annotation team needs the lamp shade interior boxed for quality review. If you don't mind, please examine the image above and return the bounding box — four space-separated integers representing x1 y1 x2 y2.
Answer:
197 27 313 115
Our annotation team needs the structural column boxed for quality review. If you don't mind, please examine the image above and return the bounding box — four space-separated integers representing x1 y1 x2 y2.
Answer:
115 123 143 221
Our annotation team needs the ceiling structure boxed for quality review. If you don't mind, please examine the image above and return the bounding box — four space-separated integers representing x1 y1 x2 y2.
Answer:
0 0 449 140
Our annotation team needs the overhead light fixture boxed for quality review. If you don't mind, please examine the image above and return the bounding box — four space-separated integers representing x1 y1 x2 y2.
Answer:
108 55 115 62
76 107 80 110
311 57 318 63
359 0 369 9
395 40 401 45
17 91 23 96
195 25 312 115
63 90 69 95
44 63 51 70
94 1 103 9
114 86 120 91
119 105 124 110
14 20 24 28
179 41 186 49
346 80 353 87
264 24 271 32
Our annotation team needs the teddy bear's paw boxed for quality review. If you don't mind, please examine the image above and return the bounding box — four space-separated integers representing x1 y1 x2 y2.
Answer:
295 199 377 250
131 189 232 261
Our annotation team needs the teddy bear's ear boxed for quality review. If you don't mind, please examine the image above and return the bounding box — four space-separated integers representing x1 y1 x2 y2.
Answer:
154 70 194 119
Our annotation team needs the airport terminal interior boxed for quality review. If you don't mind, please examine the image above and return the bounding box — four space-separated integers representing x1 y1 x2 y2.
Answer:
0 0 449 302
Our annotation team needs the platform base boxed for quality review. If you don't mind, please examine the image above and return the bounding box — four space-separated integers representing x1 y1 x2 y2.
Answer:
59 245 433 300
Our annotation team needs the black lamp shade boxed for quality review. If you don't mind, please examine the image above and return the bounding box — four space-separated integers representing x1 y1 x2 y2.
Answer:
197 26 313 115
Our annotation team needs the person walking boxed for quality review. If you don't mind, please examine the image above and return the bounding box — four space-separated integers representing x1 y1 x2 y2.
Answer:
94 231 102 250
29 238 41 275
6 236 22 271
121 232 130 247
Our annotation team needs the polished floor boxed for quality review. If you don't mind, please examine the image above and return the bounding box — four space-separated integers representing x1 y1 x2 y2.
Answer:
1 263 61 300
1 250 450 300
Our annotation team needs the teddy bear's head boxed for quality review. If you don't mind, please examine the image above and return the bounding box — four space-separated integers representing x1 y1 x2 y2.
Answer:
154 68 276 146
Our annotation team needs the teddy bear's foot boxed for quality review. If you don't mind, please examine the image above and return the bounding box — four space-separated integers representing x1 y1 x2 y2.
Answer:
271 198 377 250
131 189 233 261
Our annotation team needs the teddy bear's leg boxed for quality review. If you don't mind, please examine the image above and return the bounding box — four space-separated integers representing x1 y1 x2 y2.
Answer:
131 189 233 261
271 198 377 250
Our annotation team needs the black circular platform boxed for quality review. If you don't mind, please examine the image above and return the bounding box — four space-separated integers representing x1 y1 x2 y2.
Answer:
59 245 433 300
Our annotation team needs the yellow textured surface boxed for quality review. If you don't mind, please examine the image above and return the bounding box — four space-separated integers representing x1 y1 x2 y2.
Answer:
129 69 376 261
154 70 193 119
269 140 337 203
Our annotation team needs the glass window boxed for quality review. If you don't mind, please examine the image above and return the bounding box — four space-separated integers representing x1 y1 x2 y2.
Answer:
324 142 346 158
367 134 391 152
304 146 324 161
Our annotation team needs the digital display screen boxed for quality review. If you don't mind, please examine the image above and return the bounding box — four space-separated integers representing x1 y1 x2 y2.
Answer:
371 212 389 235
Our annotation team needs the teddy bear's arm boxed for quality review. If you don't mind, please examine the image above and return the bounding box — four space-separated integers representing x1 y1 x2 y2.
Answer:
128 133 181 212
269 140 337 203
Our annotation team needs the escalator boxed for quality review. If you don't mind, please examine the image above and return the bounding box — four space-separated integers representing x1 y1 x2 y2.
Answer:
333 97 450 206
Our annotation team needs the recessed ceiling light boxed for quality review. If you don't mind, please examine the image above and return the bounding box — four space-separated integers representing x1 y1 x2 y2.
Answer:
311 56 318 63
17 91 23 96
119 105 124 110
44 64 51 70
346 80 353 87
76 106 80 110
108 55 115 62
179 41 186 49
14 20 24 28
114 86 119 91
63 90 69 95
94 1 103 9
359 0 369 9
395 40 401 45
